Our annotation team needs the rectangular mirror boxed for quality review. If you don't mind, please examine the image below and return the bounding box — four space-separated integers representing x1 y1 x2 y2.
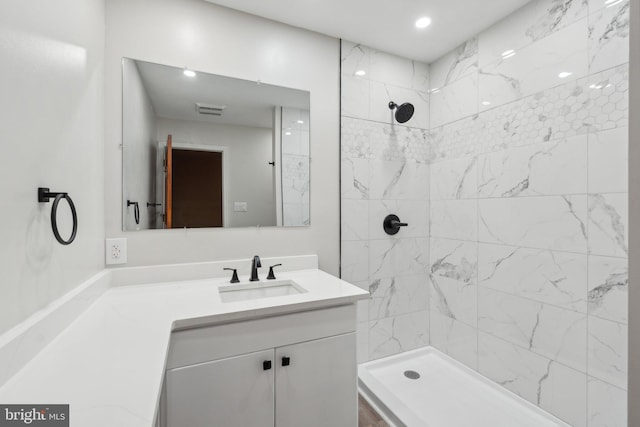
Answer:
122 58 310 231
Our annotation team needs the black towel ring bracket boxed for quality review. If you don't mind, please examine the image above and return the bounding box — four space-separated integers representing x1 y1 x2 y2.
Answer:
38 187 78 245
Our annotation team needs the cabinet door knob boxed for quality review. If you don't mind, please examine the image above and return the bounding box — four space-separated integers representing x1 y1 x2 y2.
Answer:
281 356 291 367
263 360 272 370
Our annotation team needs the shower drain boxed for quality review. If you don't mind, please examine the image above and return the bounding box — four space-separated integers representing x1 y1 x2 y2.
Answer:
404 370 420 380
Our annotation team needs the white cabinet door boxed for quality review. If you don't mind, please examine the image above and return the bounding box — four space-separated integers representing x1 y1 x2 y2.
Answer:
166 349 275 427
275 333 357 427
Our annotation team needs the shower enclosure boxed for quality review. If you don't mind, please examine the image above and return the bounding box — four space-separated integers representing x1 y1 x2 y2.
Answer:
340 0 629 425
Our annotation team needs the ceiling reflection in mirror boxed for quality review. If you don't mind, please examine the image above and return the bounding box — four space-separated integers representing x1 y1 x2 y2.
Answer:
122 58 310 231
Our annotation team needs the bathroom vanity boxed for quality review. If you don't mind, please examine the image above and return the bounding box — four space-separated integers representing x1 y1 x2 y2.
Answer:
163 305 356 427
0 255 368 427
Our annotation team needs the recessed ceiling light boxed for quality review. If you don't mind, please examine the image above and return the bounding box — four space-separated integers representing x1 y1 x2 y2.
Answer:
183 69 196 77
558 71 573 79
285 131 292 136
354 70 366 77
481 101 491 106
415 16 432 29
297 120 304 124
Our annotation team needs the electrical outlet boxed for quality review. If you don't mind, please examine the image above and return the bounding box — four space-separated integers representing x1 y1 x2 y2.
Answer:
106 238 127 265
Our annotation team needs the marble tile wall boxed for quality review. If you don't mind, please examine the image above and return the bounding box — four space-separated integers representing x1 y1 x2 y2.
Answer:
281 107 310 226
428 1 629 426
340 40 431 363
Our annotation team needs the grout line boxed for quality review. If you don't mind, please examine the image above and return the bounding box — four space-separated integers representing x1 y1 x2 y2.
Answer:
430 242 628 318
339 38 343 282
585 80 591 422
429 234 629 259
341 115 430 132
479 328 586 375
368 307 431 323
431 191 628 201
586 373 628 392
476 150 481 371
477 285 592 320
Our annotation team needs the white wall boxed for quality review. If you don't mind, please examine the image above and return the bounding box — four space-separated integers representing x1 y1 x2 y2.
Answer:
105 0 340 274
122 59 157 230
0 0 104 334
156 118 276 227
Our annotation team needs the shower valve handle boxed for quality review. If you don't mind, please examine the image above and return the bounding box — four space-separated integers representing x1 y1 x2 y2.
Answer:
383 214 409 235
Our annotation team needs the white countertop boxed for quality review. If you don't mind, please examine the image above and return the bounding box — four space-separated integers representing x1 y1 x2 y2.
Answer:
0 267 367 427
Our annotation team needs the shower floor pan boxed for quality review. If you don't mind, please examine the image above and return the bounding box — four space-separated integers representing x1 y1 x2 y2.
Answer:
358 347 571 427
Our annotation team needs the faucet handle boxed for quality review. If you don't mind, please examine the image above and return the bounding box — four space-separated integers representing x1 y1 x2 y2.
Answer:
266 264 282 280
223 268 240 283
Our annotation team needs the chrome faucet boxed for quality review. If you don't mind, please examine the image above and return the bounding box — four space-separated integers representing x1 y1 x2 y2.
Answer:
250 255 262 281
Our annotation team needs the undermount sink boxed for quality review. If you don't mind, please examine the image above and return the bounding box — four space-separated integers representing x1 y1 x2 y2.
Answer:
219 279 306 303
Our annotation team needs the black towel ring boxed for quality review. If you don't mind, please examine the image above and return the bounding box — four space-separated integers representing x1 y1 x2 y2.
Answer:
127 200 140 225
38 187 78 245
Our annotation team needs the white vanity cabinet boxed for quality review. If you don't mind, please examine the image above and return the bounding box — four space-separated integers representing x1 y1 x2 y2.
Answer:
166 349 275 427
274 333 356 427
162 304 358 427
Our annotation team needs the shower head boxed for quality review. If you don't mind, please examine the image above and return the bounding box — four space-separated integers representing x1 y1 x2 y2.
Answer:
388 101 415 123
